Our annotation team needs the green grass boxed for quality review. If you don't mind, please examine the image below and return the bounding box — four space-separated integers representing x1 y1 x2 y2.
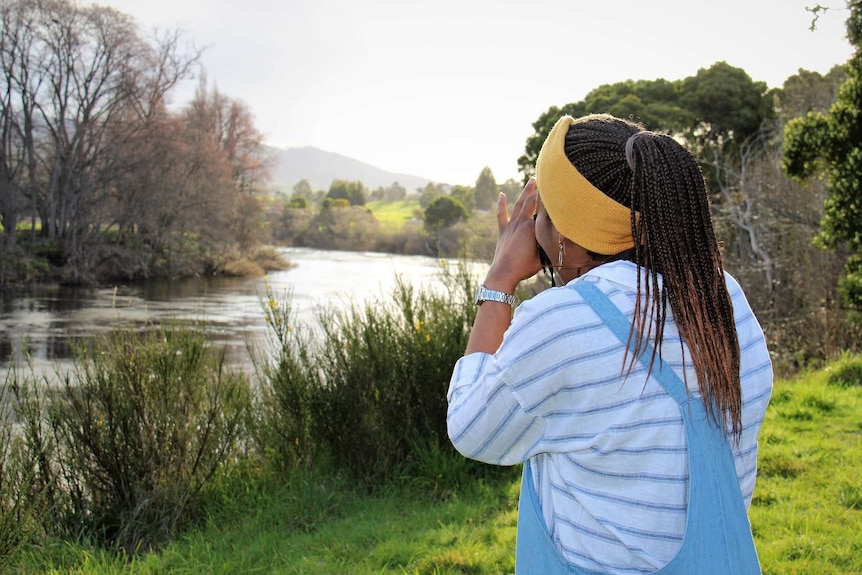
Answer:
22 470 520 574
367 200 421 230
749 352 862 574
16 355 862 574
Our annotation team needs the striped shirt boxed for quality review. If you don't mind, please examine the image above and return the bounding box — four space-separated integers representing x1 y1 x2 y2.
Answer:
447 262 773 574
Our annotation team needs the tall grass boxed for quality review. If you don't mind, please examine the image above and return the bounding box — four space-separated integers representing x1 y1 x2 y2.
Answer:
254 260 482 483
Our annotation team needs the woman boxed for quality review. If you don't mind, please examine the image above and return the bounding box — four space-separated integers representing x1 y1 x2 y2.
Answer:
447 114 772 574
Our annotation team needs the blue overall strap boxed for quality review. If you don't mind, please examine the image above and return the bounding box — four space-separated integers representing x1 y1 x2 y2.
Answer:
514 279 761 574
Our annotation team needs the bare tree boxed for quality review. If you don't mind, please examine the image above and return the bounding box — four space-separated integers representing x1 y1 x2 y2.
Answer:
0 0 202 282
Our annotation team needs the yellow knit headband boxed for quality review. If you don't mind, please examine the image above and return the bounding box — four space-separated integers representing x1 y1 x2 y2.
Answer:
535 115 639 255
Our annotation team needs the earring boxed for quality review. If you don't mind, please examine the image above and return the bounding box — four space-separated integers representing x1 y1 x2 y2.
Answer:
558 236 566 267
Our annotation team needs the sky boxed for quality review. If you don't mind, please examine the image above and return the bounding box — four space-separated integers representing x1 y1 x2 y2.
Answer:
87 0 855 187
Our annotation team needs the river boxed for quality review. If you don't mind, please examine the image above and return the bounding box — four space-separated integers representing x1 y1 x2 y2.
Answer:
0 247 486 380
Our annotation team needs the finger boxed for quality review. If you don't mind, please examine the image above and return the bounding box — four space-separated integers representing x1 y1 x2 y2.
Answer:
496 192 509 232
511 178 537 218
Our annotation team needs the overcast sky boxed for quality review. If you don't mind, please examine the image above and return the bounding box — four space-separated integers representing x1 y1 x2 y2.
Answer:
88 0 855 187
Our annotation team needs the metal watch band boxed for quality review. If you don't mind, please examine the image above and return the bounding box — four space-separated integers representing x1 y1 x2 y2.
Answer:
475 285 516 307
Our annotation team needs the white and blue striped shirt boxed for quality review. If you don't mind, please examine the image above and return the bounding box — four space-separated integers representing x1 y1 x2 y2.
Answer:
447 262 773 574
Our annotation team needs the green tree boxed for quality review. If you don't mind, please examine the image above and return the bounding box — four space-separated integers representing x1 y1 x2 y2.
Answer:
450 184 476 214
424 196 468 231
474 166 498 211
288 196 309 209
326 180 367 206
679 61 774 157
783 0 862 312
517 63 771 179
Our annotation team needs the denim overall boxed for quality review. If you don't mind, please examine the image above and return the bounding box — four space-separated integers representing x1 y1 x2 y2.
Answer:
515 280 761 574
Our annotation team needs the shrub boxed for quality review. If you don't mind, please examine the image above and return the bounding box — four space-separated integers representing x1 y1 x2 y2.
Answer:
0 373 42 570
255 260 479 483
252 285 323 471
13 325 252 553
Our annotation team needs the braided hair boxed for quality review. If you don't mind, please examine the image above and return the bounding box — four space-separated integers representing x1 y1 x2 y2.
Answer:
564 114 742 439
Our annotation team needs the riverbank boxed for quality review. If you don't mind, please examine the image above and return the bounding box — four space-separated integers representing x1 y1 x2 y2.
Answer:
12 354 862 574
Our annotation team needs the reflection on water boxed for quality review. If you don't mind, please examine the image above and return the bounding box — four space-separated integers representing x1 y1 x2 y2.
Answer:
1 247 486 379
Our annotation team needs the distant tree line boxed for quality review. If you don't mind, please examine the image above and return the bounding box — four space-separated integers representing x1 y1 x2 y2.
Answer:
272 167 522 258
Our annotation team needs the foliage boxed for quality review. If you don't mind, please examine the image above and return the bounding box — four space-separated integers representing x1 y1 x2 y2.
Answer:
292 179 316 200
782 1 862 312
370 182 408 201
474 166 498 211
254 261 478 482
11 325 252 553
302 204 381 251
0 373 42 570
288 195 310 209
423 196 468 231
326 180 367 206
449 184 477 214
417 182 445 208
517 62 772 178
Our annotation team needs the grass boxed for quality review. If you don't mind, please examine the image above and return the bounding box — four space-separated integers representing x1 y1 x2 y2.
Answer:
749 352 862 574
15 355 862 574
366 200 421 230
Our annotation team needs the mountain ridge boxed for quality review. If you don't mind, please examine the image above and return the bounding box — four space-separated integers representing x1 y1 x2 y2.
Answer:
266 145 432 194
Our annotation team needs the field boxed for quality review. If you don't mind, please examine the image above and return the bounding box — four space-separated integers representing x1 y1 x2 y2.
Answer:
366 199 421 229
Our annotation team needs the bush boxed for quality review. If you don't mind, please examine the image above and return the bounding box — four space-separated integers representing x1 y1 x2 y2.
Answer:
13 325 252 554
255 261 479 483
0 373 42 570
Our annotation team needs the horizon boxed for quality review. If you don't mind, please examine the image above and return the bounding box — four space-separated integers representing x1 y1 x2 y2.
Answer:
91 0 855 186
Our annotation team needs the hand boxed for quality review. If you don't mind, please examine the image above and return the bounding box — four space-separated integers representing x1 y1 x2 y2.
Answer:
484 178 542 293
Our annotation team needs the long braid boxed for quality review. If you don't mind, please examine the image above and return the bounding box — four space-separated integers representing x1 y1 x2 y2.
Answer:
564 114 743 438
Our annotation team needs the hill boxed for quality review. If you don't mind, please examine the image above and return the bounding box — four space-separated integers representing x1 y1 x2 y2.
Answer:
266 146 432 194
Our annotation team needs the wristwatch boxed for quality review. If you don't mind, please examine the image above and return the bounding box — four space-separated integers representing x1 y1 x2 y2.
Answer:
474 285 516 307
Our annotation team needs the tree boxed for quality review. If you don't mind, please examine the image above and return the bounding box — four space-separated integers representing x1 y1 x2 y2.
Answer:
450 184 476 214
185 77 273 194
783 0 862 312
680 62 773 152
304 205 379 251
288 195 309 209
292 178 314 199
782 0 862 319
424 195 467 231
474 166 497 211
326 179 366 206
0 0 200 281
383 181 406 201
181 80 273 253
417 182 443 208
517 64 771 180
